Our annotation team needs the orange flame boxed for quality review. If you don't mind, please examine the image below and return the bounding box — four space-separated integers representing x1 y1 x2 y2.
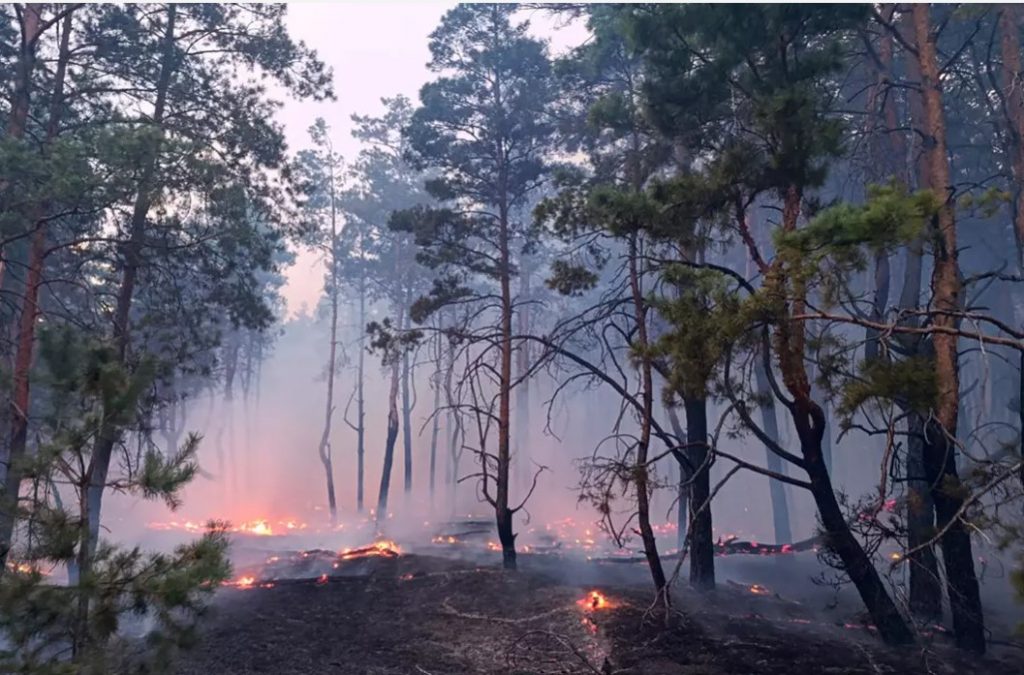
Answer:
577 590 615 611
340 539 401 560
226 575 256 589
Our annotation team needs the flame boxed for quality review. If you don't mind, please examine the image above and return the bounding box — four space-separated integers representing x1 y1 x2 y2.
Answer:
748 583 770 595
147 517 313 537
577 590 615 611
226 575 256 589
340 539 401 560
7 561 48 575
432 535 459 544
237 520 273 536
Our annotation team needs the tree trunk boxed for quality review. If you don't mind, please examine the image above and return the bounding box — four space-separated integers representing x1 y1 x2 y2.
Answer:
664 404 689 550
627 234 668 596
515 260 531 492
999 4 1024 272
429 326 442 498
495 199 516 570
0 4 40 288
753 348 793 544
997 5 1024 486
445 332 461 515
773 183 913 646
401 345 412 494
376 358 401 524
889 13 944 617
0 9 74 569
357 273 366 512
684 396 714 590
864 9 894 362
318 256 339 525
798 404 915 645
905 411 942 618
912 5 985 652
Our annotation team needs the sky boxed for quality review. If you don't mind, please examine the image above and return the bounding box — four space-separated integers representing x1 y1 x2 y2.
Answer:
277 2 590 319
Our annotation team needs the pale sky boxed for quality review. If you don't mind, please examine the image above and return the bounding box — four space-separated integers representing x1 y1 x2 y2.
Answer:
277 2 589 318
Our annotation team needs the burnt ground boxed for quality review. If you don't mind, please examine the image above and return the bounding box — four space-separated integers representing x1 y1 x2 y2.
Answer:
172 551 1021 675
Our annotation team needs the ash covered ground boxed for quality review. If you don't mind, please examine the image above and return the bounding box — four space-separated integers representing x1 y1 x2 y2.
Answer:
168 526 1023 675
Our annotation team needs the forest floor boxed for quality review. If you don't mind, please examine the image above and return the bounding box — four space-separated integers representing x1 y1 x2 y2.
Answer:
172 550 1022 675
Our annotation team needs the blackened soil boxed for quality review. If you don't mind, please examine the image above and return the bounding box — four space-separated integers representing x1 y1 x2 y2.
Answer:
174 553 1020 675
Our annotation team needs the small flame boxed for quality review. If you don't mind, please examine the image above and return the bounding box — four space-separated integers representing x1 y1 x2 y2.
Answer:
577 590 615 611
748 583 770 595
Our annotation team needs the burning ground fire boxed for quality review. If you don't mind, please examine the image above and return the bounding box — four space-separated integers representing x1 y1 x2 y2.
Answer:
222 539 402 590
148 517 311 537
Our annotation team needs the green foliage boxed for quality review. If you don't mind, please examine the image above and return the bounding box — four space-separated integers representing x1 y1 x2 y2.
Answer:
0 528 230 674
0 327 228 672
652 268 749 400
780 182 938 264
366 319 424 367
838 356 938 420
546 260 599 297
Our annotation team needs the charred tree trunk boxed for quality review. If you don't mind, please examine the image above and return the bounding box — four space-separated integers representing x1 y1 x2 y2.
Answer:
798 404 914 645
495 197 516 570
912 5 985 652
0 9 74 569
684 396 714 590
376 357 401 524
905 411 942 618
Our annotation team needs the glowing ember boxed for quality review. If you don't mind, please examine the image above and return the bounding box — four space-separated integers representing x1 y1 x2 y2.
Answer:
748 584 771 595
316 574 328 585
432 535 459 544
888 552 903 562
577 590 615 611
